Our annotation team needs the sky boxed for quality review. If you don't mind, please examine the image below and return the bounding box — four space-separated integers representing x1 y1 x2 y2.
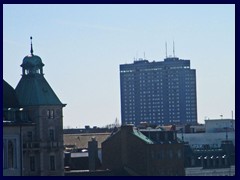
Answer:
3 4 235 128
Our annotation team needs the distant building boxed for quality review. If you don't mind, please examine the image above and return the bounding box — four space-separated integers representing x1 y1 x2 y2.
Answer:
102 125 185 176
184 140 235 168
3 37 66 176
176 119 235 147
177 131 235 147
63 132 110 170
64 138 102 172
63 126 113 134
184 140 235 176
120 57 197 126
175 119 235 176
205 119 235 133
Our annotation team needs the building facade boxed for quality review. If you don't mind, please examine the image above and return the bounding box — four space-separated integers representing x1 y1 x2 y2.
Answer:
120 57 197 126
102 125 185 176
3 38 66 176
205 119 235 133
3 80 32 176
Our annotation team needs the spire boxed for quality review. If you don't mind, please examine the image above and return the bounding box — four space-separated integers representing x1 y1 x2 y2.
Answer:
30 36 33 55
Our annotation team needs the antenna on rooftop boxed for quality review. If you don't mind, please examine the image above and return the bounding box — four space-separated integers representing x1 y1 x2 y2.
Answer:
144 52 146 59
165 42 168 58
225 122 228 141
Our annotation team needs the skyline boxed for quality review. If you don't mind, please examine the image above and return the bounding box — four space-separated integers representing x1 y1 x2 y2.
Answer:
3 4 235 128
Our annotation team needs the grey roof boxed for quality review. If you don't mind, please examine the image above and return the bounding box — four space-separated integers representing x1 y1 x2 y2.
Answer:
64 133 111 149
15 74 63 106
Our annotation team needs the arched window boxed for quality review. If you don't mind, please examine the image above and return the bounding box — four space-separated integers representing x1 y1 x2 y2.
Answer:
8 140 14 168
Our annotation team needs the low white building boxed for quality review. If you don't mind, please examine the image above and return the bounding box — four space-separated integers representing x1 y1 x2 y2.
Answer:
205 119 235 133
177 131 235 147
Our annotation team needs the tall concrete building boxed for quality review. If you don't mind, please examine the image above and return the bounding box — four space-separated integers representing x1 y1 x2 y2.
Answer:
3 37 66 176
120 56 197 126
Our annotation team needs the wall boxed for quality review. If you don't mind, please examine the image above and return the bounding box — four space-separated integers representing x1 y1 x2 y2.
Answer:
3 126 21 176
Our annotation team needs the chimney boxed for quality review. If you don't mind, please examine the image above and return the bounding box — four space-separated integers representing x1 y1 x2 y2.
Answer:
88 137 98 171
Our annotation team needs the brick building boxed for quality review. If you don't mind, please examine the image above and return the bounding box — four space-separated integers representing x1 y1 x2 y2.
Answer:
102 125 185 176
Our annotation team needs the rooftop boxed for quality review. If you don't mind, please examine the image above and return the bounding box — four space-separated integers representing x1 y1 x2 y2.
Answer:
64 133 110 150
132 129 154 144
15 75 64 106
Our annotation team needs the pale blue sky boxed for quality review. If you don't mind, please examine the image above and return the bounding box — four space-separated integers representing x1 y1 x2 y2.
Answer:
3 4 235 128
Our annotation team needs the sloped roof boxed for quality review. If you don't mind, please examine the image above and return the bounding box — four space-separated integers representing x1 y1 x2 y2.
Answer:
64 133 111 149
15 74 63 106
161 125 175 131
132 129 154 144
3 79 19 108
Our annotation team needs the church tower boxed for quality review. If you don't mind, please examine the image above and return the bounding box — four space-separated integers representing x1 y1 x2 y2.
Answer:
15 37 66 176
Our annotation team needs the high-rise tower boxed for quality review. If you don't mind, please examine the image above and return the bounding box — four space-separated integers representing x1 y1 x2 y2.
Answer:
120 56 197 126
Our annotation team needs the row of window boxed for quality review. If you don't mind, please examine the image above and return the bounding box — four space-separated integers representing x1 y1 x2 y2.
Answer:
30 155 56 171
26 129 55 141
151 149 182 160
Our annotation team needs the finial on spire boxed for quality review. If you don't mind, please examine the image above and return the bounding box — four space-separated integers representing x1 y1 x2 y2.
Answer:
30 36 33 55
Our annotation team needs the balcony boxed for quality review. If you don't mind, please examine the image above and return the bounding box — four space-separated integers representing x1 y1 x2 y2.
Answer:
46 141 63 149
23 142 40 150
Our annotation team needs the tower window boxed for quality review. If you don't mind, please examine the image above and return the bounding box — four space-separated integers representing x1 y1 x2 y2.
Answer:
49 129 55 141
30 156 35 171
7 140 16 169
27 131 33 141
8 141 14 168
47 109 54 119
50 155 56 171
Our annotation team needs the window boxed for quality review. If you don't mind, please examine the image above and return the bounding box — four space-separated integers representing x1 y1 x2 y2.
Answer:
49 129 55 141
158 150 164 160
30 156 35 171
8 141 14 168
50 155 55 171
47 109 54 119
177 149 182 159
169 150 173 159
27 131 33 141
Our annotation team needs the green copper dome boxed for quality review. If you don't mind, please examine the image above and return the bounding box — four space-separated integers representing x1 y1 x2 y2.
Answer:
22 54 44 67
21 37 44 75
